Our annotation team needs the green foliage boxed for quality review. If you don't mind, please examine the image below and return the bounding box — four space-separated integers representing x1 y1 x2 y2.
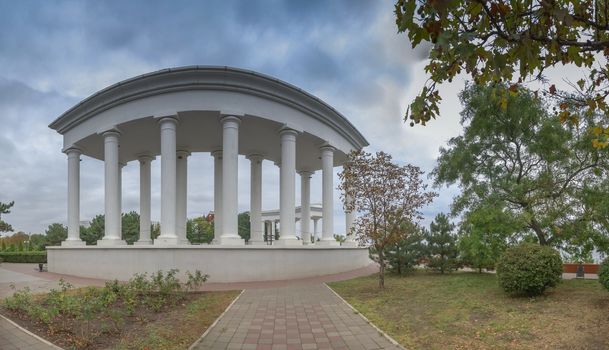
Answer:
238 211 250 242
187 216 214 244
3 269 209 347
0 201 14 233
28 233 47 250
395 0 609 135
458 205 511 272
121 211 140 244
386 223 425 274
599 258 609 292
333 234 346 243
0 251 47 263
45 223 67 246
80 214 104 245
434 84 609 252
496 243 563 297
425 213 459 273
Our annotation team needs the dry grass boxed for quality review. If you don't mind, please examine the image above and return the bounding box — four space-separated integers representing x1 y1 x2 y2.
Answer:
329 271 609 350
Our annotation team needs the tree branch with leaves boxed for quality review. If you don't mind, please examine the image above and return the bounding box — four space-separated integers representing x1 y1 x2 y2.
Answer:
395 0 609 147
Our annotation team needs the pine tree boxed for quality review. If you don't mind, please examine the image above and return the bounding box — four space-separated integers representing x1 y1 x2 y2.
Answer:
386 223 425 275
426 213 459 274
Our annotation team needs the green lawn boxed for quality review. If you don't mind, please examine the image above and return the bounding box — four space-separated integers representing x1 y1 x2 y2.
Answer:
329 271 609 350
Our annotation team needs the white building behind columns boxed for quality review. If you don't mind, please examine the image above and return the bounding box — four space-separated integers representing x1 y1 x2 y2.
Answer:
46 66 370 282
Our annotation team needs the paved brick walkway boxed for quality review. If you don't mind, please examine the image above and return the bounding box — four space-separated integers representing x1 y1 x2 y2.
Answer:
192 284 401 350
0 316 59 350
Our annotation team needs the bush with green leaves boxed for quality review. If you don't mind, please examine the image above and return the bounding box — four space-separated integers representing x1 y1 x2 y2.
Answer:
599 258 609 291
496 243 563 297
3 269 210 348
0 251 46 263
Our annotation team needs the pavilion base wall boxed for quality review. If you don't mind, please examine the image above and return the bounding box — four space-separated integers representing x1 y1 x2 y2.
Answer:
46 246 371 283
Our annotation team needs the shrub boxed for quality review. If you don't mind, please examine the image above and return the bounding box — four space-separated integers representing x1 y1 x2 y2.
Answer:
496 243 562 296
0 251 47 263
599 258 609 291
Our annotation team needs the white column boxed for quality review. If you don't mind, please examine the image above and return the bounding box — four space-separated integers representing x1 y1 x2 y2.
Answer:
176 150 191 244
135 155 154 245
156 117 179 245
313 218 319 244
319 145 339 246
99 130 125 245
219 116 244 245
211 150 223 243
276 127 300 246
299 171 312 245
247 154 264 245
63 147 85 246
271 220 277 241
343 192 357 247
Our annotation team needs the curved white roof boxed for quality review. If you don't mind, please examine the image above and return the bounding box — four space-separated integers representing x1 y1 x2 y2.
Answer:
49 66 369 170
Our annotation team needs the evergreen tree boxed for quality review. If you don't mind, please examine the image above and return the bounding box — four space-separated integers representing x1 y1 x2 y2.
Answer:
426 213 459 274
122 211 140 244
386 223 426 275
0 201 14 233
238 212 250 242
81 215 104 245
45 223 68 246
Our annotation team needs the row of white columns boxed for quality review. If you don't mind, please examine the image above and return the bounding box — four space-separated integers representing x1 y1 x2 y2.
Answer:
62 115 355 247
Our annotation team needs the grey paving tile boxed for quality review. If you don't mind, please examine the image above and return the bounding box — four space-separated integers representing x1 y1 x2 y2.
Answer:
192 284 401 350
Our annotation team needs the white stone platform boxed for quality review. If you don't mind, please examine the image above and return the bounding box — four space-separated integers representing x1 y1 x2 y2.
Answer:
46 246 371 283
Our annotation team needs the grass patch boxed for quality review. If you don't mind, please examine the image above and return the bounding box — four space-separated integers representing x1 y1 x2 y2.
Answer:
1 270 240 349
329 271 609 350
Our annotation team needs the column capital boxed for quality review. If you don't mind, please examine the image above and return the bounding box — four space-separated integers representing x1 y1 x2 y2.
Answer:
158 116 179 126
246 153 264 162
211 149 223 159
137 154 156 163
279 126 299 137
177 150 191 159
101 128 121 138
220 115 242 125
64 147 82 157
319 144 336 153
298 170 314 177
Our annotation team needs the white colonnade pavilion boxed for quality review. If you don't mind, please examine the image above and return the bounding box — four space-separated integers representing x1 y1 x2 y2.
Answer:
47 66 370 282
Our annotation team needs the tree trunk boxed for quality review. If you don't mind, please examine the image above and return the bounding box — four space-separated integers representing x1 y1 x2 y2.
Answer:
378 249 385 289
396 245 402 275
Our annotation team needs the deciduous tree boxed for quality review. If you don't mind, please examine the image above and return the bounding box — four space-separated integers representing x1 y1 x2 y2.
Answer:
434 84 609 252
395 0 609 148
339 150 436 289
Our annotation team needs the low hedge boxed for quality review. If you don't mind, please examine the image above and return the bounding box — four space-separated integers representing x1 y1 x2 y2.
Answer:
0 251 47 263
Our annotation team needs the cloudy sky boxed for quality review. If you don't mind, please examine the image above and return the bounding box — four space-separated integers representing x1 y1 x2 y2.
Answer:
0 0 465 236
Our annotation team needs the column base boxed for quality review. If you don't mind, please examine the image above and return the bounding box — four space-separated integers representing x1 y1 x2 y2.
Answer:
179 239 191 245
154 237 179 245
61 240 86 247
134 240 153 246
274 238 303 246
316 239 340 247
216 235 245 245
96 239 127 246
248 240 266 245
341 241 358 247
